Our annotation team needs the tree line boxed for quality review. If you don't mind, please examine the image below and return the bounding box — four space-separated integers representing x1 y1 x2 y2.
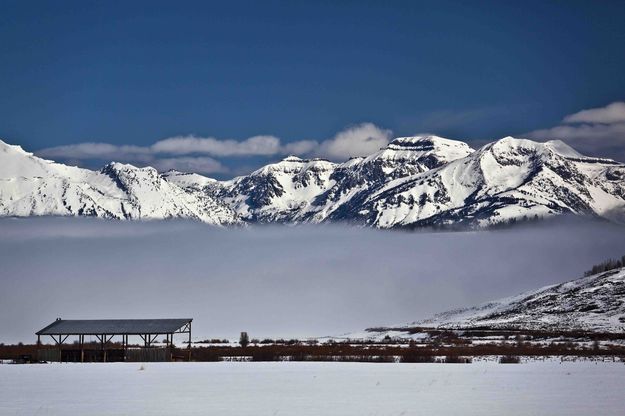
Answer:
584 255 625 276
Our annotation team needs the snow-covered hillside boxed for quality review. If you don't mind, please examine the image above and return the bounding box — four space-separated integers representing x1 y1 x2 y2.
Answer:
1 135 624 228
371 267 625 334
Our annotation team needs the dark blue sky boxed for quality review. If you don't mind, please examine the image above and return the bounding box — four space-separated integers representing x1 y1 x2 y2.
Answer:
2 0 625 174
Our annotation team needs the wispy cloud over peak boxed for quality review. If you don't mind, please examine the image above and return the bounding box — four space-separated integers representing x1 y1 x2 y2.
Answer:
563 101 625 124
35 123 394 174
527 101 625 162
151 135 283 156
316 123 392 160
38 143 152 160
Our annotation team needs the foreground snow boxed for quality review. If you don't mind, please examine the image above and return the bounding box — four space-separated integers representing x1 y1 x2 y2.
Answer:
1 361 624 415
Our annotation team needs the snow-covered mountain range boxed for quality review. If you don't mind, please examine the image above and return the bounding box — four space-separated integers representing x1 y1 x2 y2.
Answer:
0 141 240 226
1 135 624 228
364 267 625 335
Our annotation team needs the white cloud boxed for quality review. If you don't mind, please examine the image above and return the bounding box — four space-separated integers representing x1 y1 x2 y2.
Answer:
528 122 625 142
150 125 393 160
38 143 152 161
37 143 229 174
563 102 625 124
316 123 392 160
526 101 625 162
151 135 282 156
35 123 394 174
38 135 287 160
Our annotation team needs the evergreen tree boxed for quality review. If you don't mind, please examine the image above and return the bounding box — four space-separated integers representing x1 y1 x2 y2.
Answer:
239 332 249 348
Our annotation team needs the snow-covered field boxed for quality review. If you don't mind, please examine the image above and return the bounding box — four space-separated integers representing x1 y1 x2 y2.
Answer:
1 361 624 415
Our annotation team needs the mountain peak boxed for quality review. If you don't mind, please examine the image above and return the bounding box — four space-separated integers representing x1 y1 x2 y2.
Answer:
368 134 473 168
101 161 157 173
0 138 76 179
489 136 592 161
249 155 336 178
493 135 536 146
0 138 32 157
282 155 304 162
544 140 586 158
161 170 217 188
487 136 554 156
278 155 332 164
389 135 470 149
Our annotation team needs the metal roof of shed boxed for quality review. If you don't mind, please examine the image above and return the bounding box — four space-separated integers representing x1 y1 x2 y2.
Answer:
36 319 192 335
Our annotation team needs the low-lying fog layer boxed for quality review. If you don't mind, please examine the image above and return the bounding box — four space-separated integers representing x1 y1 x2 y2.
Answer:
1 218 624 343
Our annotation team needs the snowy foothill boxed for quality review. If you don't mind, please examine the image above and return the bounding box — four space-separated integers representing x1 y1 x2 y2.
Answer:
1 361 624 415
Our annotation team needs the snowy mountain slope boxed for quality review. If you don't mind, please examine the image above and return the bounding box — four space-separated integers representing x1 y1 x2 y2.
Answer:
160 170 218 190
211 135 624 228
100 163 240 224
341 268 625 342
377 267 625 333
356 137 625 228
215 135 474 223
305 136 474 222
1 135 624 228
0 140 241 225
218 156 338 222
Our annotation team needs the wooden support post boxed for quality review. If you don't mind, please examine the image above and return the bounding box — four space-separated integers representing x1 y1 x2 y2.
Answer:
188 321 192 361
57 335 63 363
36 335 41 362
169 333 173 361
165 333 168 360
80 335 84 363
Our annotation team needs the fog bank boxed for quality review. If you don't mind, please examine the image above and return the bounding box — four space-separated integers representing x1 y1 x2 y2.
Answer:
1 218 624 343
